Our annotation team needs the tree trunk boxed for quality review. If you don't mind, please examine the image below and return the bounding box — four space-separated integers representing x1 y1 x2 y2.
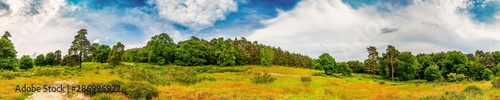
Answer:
391 54 394 81
79 51 82 69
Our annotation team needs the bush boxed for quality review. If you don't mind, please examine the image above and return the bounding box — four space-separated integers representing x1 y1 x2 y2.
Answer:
123 81 158 100
447 73 466 82
379 81 385 85
251 72 276 84
1 71 18 80
91 93 127 100
462 85 482 96
482 69 493 81
107 80 124 86
422 85 483 100
311 72 324 76
172 68 204 85
300 76 312 84
492 77 500 89
34 68 61 76
129 68 170 85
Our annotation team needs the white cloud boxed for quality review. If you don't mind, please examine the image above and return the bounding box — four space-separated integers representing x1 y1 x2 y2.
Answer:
152 0 238 30
0 0 82 57
247 0 500 61
92 39 100 43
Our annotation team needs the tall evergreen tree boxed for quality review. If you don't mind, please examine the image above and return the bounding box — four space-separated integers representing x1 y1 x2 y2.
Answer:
385 45 399 81
69 29 91 68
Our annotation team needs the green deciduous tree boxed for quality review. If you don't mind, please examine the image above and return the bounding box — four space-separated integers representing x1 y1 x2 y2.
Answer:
317 53 336 75
441 51 468 76
397 52 421 80
0 31 16 70
35 54 45 66
482 69 493 81
45 52 56 66
69 29 91 68
175 39 207 66
493 64 500 76
337 62 353 76
347 60 364 73
214 41 238 66
94 44 111 63
467 61 486 80
108 42 125 66
260 46 274 67
146 33 176 65
424 65 441 82
87 43 99 62
19 55 33 70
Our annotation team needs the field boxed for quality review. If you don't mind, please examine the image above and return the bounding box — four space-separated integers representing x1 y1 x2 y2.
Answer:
0 62 499 100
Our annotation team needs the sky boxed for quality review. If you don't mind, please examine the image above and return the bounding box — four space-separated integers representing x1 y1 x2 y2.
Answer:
1 0 500 62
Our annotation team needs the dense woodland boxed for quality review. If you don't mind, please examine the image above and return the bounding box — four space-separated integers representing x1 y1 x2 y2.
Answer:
1 29 500 82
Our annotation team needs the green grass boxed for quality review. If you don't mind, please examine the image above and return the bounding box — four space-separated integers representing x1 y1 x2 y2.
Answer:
0 62 499 99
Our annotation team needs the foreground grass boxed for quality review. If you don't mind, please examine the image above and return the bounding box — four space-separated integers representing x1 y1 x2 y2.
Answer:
0 62 499 99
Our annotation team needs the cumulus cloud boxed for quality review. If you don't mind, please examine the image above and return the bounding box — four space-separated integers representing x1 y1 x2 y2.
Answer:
0 0 82 57
247 0 500 61
152 0 238 30
0 0 192 58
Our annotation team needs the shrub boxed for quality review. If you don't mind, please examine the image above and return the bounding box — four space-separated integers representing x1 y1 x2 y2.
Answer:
422 86 483 100
300 76 312 84
447 73 466 82
311 72 324 76
462 85 482 96
491 77 500 89
251 72 276 84
172 68 204 85
421 90 479 100
129 68 170 85
379 81 385 85
34 68 61 76
91 93 127 100
1 71 18 80
482 69 493 81
123 81 158 100
107 80 124 86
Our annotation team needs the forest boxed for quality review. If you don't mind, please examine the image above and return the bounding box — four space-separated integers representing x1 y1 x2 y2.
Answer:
1 29 500 99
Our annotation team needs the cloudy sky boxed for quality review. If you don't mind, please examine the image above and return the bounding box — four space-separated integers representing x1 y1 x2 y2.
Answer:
1 0 500 61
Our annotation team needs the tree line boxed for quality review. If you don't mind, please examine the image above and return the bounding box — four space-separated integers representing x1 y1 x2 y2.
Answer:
2 29 499 82
120 33 313 68
318 45 500 82
0 29 313 70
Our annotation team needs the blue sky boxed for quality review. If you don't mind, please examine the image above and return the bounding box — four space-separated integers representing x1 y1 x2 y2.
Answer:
1 0 500 61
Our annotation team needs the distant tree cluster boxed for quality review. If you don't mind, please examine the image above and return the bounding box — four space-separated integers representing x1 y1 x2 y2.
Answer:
352 45 500 81
29 29 125 68
122 34 313 68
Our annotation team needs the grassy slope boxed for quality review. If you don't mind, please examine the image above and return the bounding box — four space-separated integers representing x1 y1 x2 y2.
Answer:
0 62 499 99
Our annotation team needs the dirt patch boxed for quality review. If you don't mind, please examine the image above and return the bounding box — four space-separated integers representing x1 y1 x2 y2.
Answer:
26 80 90 100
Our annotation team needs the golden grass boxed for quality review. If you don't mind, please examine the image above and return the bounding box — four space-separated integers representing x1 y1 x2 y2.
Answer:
0 62 498 100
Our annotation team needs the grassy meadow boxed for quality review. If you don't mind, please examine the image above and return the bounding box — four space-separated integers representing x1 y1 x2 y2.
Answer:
0 62 499 100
